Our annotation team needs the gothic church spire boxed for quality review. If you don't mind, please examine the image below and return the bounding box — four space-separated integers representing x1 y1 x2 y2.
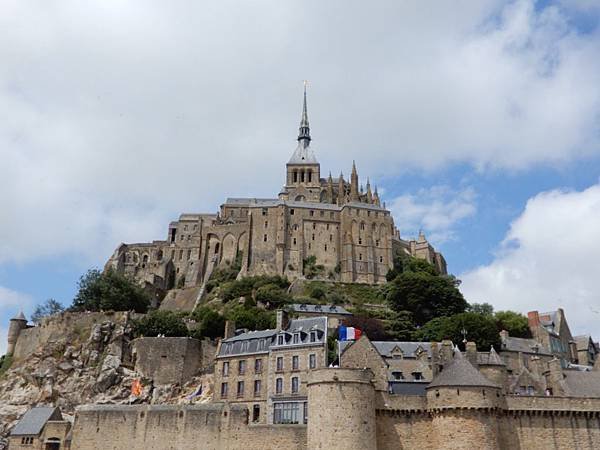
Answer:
298 81 311 148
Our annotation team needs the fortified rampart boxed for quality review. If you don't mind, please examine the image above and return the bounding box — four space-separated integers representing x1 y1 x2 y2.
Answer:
12 311 131 362
71 404 307 450
36 367 600 449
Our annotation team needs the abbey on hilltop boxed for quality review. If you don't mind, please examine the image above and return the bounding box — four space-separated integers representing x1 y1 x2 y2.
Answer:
105 88 446 298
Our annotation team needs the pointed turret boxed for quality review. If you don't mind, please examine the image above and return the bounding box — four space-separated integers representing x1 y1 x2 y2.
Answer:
297 82 311 148
350 161 359 202
327 172 334 203
373 186 381 207
366 178 373 204
338 172 345 206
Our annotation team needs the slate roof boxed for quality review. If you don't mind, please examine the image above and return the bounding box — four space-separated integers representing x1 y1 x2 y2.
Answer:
339 340 432 358
574 335 593 351
428 351 499 389
502 336 552 355
477 347 505 366
288 142 318 164
218 317 327 357
11 407 62 436
12 311 27 321
291 303 352 316
563 371 600 397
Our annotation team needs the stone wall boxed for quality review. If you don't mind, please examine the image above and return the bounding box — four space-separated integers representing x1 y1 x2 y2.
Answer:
70 404 307 450
12 311 130 362
133 337 209 385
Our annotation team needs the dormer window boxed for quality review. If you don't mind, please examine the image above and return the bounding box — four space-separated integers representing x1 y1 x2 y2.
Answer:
293 333 300 344
278 335 284 345
310 332 316 343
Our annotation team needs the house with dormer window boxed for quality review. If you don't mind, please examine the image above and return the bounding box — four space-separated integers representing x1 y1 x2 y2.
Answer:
214 310 327 424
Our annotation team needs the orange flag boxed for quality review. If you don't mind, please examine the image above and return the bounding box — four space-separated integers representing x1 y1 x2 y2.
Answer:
131 379 142 397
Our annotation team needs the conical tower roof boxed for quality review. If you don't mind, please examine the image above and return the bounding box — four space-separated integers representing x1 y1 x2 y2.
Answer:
12 311 27 321
482 346 505 366
428 349 499 389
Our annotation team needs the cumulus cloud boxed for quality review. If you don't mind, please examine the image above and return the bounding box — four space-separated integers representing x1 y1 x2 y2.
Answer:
389 186 477 243
0 0 599 265
460 182 600 336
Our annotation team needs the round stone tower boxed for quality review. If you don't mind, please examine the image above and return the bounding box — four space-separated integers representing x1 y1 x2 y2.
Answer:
307 368 377 450
426 350 503 450
6 311 28 356
478 346 508 393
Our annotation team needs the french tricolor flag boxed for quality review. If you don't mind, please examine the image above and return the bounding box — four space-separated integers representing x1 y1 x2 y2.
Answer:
339 325 362 341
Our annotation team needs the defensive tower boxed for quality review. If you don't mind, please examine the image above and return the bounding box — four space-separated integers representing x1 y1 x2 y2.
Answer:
307 368 377 450
6 311 27 356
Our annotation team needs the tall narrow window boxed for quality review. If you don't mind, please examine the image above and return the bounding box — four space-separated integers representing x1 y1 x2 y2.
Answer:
221 382 228 398
276 378 283 394
263 234 268 242
276 357 283 371
237 380 245 397
264 221 268 228
308 170 312 182
291 377 299 393
253 404 260 422
255 359 263 373
309 354 316 369
292 355 299 370
239 360 246 375
254 380 262 396
223 361 229 376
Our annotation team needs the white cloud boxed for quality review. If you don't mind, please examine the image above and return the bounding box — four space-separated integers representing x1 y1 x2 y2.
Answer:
388 186 477 243
460 182 600 337
0 1 599 265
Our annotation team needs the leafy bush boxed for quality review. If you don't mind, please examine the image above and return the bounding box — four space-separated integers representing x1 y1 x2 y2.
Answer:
386 270 467 326
308 284 327 300
219 275 290 304
133 310 188 337
190 307 226 339
70 269 150 313
255 284 292 308
415 312 501 350
225 306 275 331
495 310 531 338
303 256 325 279
31 299 65 324
0 355 13 378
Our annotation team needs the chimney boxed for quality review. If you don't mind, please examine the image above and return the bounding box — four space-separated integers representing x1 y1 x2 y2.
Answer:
276 310 289 331
499 330 509 349
527 311 540 329
545 357 565 395
224 320 236 339
465 341 478 367
441 340 453 364
431 342 441 377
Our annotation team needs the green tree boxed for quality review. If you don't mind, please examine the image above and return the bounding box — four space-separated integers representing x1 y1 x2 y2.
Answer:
133 310 188 337
386 270 468 326
468 302 494 316
31 299 65 324
70 269 150 313
415 312 501 350
255 284 292 308
385 310 417 341
191 307 226 339
225 306 275 331
495 310 531 338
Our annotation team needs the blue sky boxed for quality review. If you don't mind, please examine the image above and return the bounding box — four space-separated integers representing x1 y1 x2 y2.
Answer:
2 0 600 354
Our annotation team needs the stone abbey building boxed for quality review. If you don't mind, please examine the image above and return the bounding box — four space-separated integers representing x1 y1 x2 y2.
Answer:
104 89 446 299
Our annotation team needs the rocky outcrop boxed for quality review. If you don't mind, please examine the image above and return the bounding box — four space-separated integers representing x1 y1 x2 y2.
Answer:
0 312 213 448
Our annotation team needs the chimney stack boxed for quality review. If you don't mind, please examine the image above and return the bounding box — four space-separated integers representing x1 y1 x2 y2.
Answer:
276 310 289 331
224 320 236 339
465 341 478 367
